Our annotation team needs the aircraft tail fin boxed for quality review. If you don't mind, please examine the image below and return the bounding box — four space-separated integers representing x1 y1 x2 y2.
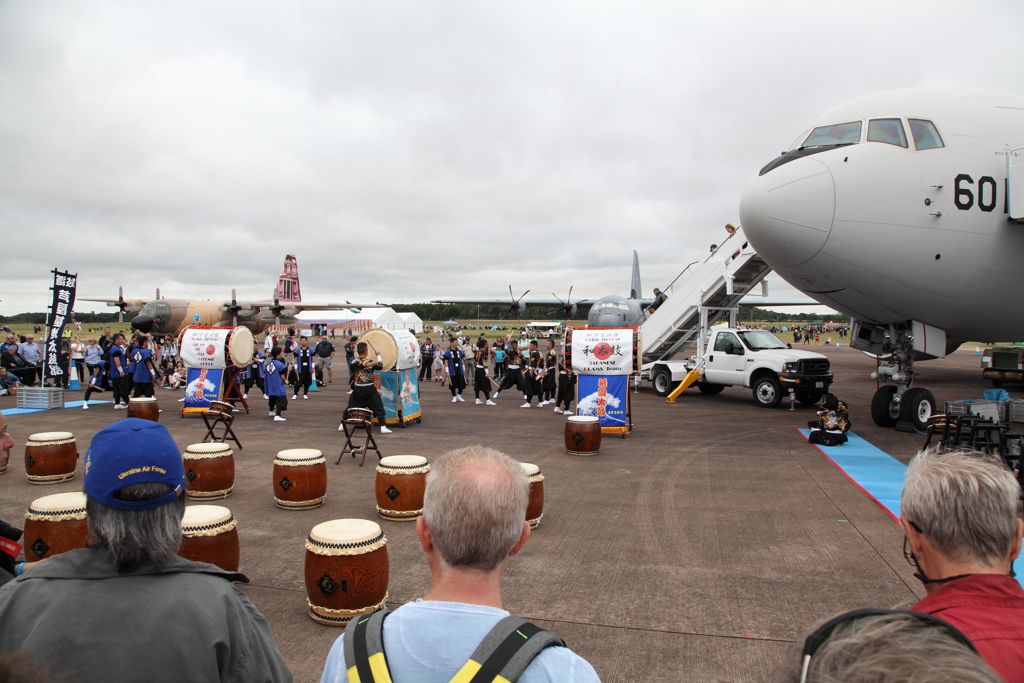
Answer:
276 254 302 302
629 250 642 299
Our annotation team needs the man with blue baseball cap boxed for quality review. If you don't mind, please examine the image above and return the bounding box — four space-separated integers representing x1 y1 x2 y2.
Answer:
0 419 292 683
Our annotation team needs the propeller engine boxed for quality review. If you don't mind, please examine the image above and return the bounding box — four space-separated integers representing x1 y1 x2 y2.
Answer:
506 286 529 318
114 286 129 323
220 289 243 326
553 286 578 319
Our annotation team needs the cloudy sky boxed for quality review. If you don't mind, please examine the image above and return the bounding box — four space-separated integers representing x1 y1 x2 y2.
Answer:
2 0 1022 318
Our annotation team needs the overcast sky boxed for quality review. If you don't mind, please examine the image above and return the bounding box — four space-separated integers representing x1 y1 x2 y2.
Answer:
2 0 1022 318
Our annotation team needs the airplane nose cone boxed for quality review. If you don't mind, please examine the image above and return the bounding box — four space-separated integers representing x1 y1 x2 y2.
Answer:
739 157 834 267
131 315 154 333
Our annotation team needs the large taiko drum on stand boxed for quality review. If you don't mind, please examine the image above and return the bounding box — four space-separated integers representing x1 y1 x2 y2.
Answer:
274 449 327 510
357 329 420 371
564 416 601 456
305 519 389 626
127 396 160 422
178 505 240 572
178 325 255 370
25 432 78 484
375 456 430 521
521 463 545 529
23 492 89 561
183 443 235 500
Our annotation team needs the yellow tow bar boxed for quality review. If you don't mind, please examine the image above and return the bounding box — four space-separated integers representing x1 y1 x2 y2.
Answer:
666 368 702 403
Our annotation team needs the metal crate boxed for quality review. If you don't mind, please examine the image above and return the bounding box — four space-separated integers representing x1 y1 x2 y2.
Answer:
16 387 64 410
1009 399 1024 423
968 399 1007 423
944 400 970 416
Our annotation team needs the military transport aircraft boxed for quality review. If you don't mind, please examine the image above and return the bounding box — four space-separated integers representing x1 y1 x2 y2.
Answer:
81 254 381 336
739 86 1024 430
433 251 656 328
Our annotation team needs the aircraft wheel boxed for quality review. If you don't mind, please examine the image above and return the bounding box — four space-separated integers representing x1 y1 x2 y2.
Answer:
870 385 899 428
652 368 673 397
752 376 783 408
900 388 936 432
697 383 725 395
797 392 824 405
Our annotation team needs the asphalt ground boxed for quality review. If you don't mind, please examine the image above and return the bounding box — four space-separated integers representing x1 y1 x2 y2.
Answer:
0 345 1016 682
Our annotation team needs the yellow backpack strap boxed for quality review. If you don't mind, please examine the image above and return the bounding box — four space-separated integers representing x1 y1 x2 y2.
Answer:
450 616 565 683
343 609 392 683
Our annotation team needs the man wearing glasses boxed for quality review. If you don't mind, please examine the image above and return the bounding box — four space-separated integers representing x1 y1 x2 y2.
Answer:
17 335 40 386
900 449 1024 681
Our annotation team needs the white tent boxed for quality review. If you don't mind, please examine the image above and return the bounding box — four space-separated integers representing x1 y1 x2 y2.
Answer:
397 311 423 333
356 307 408 331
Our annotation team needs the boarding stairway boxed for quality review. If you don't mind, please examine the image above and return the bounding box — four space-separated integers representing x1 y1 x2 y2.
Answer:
639 227 773 364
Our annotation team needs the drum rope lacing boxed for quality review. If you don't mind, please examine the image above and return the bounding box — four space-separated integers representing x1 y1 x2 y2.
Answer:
25 506 87 522
307 531 385 551
307 594 389 621
183 516 237 537
274 456 326 466
185 449 233 459
376 464 431 475
25 437 76 446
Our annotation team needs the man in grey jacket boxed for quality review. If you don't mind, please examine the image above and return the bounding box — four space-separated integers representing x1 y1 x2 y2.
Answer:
0 418 292 683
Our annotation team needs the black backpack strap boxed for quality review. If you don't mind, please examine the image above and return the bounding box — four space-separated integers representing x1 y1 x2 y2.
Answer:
343 609 392 683
450 615 565 683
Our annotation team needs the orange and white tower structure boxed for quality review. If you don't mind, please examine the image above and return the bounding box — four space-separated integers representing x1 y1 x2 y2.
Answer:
276 254 302 302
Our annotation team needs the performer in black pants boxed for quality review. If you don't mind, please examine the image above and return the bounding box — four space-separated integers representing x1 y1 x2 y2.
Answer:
492 340 523 399
472 339 495 405
418 337 435 381
553 351 576 414
541 339 558 405
442 338 467 403
345 342 392 433
292 337 315 399
521 340 543 408
242 341 264 398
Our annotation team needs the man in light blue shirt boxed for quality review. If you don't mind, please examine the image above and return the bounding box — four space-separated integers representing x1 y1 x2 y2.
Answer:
320 446 600 683
18 335 40 365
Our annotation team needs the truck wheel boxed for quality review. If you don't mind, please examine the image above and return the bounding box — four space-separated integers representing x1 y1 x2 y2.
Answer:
697 383 724 395
797 392 824 405
652 367 673 397
752 376 783 408
900 388 935 432
870 385 899 428
992 379 1004 388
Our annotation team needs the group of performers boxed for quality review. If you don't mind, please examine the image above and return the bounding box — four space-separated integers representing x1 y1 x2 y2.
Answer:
434 336 575 413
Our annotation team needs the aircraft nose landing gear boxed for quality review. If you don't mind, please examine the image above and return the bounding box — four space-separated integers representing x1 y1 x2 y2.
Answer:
864 323 937 433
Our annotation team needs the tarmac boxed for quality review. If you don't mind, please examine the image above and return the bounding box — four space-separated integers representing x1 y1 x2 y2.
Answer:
0 344 1015 682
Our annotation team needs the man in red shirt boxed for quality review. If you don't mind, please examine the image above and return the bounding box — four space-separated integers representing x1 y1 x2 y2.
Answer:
901 449 1024 682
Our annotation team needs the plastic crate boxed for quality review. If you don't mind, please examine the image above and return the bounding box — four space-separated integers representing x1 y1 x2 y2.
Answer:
16 387 64 410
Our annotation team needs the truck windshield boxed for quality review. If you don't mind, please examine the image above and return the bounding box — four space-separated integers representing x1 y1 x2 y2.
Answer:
738 330 788 350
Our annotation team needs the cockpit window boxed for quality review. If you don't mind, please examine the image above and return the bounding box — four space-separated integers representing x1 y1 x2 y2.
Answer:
595 301 628 311
867 118 908 148
801 121 862 148
908 119 944 150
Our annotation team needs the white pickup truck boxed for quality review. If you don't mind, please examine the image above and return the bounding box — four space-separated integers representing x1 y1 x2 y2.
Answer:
642 328 834 408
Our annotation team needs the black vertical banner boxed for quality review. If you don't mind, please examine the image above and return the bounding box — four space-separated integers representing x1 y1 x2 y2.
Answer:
44 270 78 381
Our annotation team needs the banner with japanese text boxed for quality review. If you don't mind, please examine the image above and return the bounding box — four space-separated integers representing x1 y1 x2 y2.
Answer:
180 327 230 369
374 368 422 424
182 367 223 413
576 374 628 431
570 328 634 375
44 270 78 380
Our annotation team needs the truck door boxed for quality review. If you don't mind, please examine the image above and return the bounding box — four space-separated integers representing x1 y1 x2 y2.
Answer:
705 331 746 384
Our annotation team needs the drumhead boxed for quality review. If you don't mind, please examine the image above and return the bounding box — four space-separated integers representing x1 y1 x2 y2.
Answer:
227 326 254 368
184 443 233 458
310 519 382 546
567 416 598 424
520 462 541 477
27 491 87 515
130 397 158 403
276 448 324 463
182 504 233 530
359 329 399 370
27 431 75 443
379 455 428 469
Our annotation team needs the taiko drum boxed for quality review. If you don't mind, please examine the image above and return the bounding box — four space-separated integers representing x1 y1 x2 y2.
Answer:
178 505 240 572
375 455 430 521
24 432 78 484
305 519 389 626
23 492 89 561
183 443 235 500
127 396 160 422
564 415 601 456
520 462 545 529
273 449 327 510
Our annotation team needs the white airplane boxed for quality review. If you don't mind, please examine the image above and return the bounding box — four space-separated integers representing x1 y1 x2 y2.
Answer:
739 86 1024 431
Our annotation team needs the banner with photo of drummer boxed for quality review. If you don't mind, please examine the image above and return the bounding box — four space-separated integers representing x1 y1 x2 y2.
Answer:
374 367 422 425
183 367 224 411
565 326 641 435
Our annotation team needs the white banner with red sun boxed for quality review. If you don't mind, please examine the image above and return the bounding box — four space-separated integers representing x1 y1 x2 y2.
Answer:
570 328 634 375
